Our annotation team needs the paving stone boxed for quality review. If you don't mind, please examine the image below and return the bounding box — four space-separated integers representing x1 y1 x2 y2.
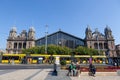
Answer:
117 70 120 76
45 70 71 80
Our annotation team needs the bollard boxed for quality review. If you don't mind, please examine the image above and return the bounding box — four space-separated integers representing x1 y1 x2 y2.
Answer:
117 70 120 76
52 63 58 76
12 59 14 65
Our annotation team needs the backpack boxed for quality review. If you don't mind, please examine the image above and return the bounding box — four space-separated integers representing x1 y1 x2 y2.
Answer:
69 64 73 70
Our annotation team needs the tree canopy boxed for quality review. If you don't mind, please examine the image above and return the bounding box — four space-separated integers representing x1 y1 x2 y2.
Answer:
22 45 103 55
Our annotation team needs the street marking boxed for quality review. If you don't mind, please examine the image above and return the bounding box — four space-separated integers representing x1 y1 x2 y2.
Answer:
0 69 17 75
0 69 39 80
31 69 52 80
25 69 43 80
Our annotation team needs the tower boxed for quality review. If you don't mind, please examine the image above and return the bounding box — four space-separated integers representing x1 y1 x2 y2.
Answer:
28 27 35 39
6 27 17 53
26 27 35 49
85 25 93 48
104 25 113 39
104 26 116 57
85 25 92 39
9 27 17 39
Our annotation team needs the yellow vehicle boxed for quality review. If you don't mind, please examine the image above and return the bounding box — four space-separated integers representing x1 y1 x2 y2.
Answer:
29 55 107 64
57 55 71 64
2 54 25 64
1 54 107 64
30 54 50 64
59 55 107 64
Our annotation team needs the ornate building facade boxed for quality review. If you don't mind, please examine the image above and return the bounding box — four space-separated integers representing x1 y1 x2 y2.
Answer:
116 44 120 57
6 25 117 56
85 26 116 57
6 27 35 54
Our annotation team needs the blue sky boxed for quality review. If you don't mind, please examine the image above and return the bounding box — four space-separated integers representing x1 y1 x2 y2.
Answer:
0 0 120 49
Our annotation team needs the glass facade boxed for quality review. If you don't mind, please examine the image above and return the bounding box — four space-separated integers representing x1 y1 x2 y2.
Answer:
35 31 84 48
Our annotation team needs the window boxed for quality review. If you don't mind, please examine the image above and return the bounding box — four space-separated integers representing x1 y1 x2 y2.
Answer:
99 43 103 49
23 43 26 49
104 43 108 49
18 43 22 49
14 43 17 49
94 43 98 49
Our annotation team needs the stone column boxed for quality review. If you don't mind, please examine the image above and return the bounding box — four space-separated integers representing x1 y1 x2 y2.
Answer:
17 42 19 49
22 42 23 49
12 42 14 49
102 42 104 49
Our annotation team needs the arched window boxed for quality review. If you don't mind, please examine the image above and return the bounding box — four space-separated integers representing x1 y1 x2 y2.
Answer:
23 43 26 49
94 43 98 49
18 43 22 49
8 42 12 48
14 43 17 49
104 43 108 49
99 43 103 49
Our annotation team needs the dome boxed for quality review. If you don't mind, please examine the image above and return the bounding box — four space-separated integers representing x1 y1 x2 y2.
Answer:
92 32 98 38
11 26 17 32
105 25 111 31
86 25 92 32
29 27 35 32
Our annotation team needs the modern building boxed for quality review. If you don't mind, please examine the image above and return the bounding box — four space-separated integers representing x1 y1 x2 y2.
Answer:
6 27 35 54
36 30 85 49
85 25 116 57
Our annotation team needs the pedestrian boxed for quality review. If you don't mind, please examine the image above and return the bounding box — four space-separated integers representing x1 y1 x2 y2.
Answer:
89 63 96 76
76 62 81 77
8 59 11 64
50 55 54 64
67 62 73 76
72 62 76 76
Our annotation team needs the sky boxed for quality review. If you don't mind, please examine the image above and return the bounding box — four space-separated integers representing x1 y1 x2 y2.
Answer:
0 0 120 49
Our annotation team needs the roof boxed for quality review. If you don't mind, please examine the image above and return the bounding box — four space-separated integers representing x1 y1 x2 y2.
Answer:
36 30 84 41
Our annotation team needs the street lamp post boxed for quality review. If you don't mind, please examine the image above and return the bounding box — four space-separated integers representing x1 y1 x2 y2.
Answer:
96 35 100 55
71 52 75 63
0 52 3 63
45 25 48 54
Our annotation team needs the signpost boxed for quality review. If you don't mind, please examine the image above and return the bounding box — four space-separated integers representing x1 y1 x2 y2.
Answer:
55 56 60 65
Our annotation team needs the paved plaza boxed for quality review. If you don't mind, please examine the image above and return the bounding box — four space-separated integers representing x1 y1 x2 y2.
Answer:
0 69 120 80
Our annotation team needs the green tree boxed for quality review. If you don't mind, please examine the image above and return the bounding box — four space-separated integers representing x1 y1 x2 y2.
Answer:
22 45 103 55
75 46 103 55
22 44 72 55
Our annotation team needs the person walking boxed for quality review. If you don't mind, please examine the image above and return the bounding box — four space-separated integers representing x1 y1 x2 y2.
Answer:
89 63 96 76
8 59 11 64
72 62 76 76
67 62 73 76
76 62 81 77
